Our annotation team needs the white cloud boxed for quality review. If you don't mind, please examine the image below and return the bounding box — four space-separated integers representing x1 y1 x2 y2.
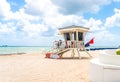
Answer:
51 0 111 14
0 0 111 38
0 22 15 34
24 0 59 16
0 0 59 37
43 15 87 29
85 18 103 31
95 30 115 41
0 0 120 46
4 8 39 21
105 8 120 27
0 0 13 18
85 30 116 46
22 23 48 37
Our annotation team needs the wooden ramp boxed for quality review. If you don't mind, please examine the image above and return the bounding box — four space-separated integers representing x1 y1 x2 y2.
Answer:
56 48 70 55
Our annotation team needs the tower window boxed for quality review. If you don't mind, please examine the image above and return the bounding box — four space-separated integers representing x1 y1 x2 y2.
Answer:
64 33 70 40
78 32 83 41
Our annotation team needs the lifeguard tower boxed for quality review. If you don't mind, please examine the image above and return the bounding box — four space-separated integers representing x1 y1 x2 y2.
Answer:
58 25 92 59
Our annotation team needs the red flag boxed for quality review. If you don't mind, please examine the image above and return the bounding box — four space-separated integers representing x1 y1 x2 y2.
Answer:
89 38 94 44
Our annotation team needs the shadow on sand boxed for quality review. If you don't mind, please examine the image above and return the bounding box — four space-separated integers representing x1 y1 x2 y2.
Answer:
0 53 26 56
59 57 90 60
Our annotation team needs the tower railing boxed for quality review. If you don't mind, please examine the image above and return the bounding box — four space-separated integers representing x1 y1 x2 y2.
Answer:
53 40 85 49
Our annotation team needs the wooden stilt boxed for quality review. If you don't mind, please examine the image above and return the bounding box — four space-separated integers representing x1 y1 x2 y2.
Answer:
84 49 92 57
76 48 81 59
71 49 74 57
71 48 75 58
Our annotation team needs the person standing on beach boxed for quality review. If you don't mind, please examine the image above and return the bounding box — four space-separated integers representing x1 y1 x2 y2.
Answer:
59 40 62 46
54 40 59 48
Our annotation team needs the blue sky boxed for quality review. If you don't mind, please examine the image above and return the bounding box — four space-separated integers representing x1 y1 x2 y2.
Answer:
0 0 120 47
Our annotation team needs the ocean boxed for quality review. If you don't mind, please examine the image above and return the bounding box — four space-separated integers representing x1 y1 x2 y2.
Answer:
0 46 118 55
0 46 51 55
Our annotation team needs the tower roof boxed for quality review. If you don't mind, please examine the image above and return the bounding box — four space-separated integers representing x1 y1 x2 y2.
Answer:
59 25 89 34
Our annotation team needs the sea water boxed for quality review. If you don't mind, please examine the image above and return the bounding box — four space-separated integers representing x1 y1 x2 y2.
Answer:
0 46 51 55
0 46 117 55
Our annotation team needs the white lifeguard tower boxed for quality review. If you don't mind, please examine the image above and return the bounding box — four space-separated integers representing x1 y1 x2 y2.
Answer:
58 25 92 59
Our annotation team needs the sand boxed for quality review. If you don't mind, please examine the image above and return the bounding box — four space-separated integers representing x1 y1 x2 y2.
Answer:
0 50 101 82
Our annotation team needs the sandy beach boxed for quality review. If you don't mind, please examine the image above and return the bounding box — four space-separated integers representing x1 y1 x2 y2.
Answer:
0 50 102 82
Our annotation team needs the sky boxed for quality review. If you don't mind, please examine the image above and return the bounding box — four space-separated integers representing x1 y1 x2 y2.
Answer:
0 0 120 47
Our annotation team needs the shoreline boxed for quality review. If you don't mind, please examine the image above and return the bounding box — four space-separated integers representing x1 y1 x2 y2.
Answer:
0 46 118 55
0 48 117 56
